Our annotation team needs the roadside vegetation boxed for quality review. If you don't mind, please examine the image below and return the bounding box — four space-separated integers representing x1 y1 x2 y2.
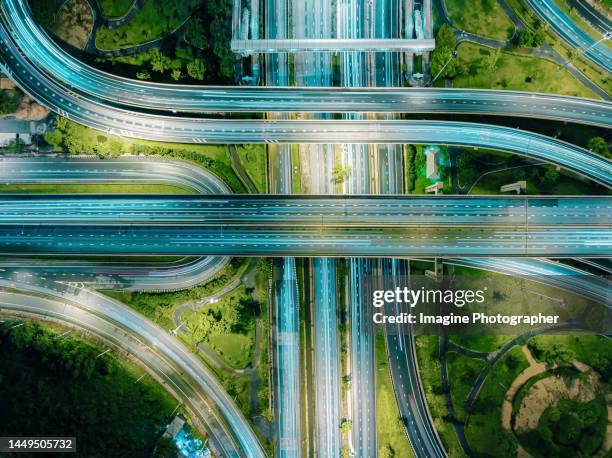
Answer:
414 336 466 456
465 348 529 456
104 258 250 330
95 0 201 49
183 285 258 370
0 89 23 115
97 0 133 18
43 117 270 193
553 0 612 48
0 320 179 456
444 0 515 40
375 334 415 457
456 148 611 196
446 353 488 422
93 0 234 84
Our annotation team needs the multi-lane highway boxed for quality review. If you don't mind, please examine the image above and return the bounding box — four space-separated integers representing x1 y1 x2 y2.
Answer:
1 197 609 256
2 23 611 190
0 279 266 457
312 258 341 457
3 0 610 123
231 37 436 52
2 195 610 227
0 156 229 291
0 156 230 194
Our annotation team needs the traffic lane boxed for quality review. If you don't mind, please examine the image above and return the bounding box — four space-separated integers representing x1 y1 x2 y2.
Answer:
0 196 609 226
0 157 230 194
0 226 609 256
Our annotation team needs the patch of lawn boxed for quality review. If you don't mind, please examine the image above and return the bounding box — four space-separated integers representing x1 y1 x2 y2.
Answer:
465 347 529 456
236 145 268 193
375 334 415 457
414 336 467 457
95 0 201 50
0 183 191 194
444 0 514 40
97 0 133 18
453 42 597 98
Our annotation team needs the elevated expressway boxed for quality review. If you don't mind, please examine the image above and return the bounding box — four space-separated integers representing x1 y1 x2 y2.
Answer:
0 156 230 291
230 38 436 53
0 195 610 257
0 16 611 190
0 279 266 458
1 0 611 126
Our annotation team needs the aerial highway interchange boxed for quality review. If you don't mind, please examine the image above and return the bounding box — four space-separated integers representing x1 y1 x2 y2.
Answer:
0 0 610 457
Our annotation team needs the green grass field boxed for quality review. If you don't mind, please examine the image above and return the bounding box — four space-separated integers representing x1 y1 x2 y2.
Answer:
444 0 514 40
375 334 415 457
235 145 268 193
453 42 597 98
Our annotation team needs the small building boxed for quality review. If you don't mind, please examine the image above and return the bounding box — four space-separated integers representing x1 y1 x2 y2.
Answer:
426 147 439 179
163 416 186 440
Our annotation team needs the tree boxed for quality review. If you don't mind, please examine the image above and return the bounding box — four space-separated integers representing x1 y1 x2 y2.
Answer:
517 29 534 47
340 419 353 433
153 437 178 458
429 25 458 79
150 49 171 73
378 445 395 458
587 136 610 158
136 70 151 80
332 165 352 184
185 17 207 49
542 168 559 185
187 58 206 80
44 129 64 148
171 69 182 81
533 30 546 46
